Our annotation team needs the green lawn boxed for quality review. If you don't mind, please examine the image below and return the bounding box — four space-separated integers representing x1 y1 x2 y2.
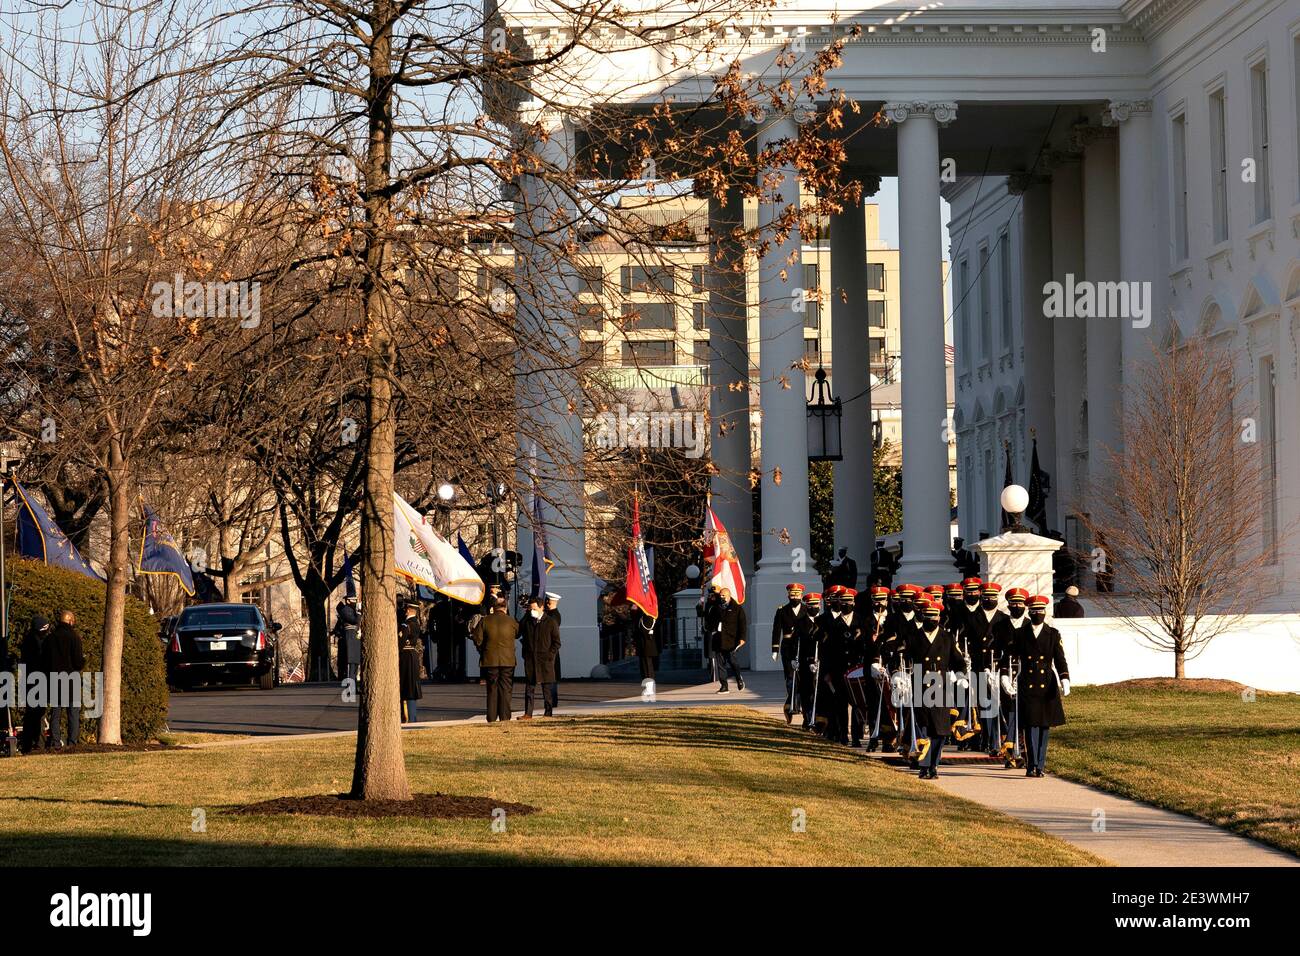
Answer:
1051 683 1300 856
0 708 1101 866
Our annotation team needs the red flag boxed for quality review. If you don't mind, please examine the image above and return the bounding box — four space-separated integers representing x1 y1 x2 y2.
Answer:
625 496 659 619
701 505 745 604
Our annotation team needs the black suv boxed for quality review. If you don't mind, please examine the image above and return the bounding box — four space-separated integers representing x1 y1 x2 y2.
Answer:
166 603 282 691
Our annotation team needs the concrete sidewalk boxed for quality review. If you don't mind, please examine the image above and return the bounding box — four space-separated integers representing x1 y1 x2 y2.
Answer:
876 756 1297 867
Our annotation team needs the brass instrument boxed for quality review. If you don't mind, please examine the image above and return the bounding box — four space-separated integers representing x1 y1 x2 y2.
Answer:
950 636 980 743
1002 655 1025 769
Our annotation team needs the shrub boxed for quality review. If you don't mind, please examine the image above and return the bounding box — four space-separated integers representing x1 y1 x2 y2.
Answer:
4 558 168 743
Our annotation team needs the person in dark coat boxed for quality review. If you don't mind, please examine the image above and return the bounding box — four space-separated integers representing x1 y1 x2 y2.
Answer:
865 586 899 751
902 599 967 779
472 598 518 722
770 583 813 723
796 592 822 729
333 597 361 683
19 615 50 753
710 586 747 693
45 610 86 748
399 605 424 722
631 609 659 701
1054 586 1086 618
1002 594 1070 777
518 595 561 717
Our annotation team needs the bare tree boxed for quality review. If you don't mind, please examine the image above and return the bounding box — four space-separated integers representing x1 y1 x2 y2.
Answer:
1080 336 1276 677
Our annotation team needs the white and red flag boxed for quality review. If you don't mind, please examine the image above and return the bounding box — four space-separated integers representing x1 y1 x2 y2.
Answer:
625 495 659 619
701 504 745 605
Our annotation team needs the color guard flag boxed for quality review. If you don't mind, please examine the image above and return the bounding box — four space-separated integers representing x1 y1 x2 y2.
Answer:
625 496 658 619
10 479 103 581
701 505 745 605
392 492 485 604
529 492 554 599
138 501 195 595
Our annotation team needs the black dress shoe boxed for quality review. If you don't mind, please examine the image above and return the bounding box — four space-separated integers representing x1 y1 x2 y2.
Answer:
850 739 862 748
1026 767 1035 777
1035 767 1045 777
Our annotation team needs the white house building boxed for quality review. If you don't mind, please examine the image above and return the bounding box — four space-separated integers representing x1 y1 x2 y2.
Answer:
491 0 1300 685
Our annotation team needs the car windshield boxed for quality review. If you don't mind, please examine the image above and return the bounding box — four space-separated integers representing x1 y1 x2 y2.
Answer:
179 606 261 629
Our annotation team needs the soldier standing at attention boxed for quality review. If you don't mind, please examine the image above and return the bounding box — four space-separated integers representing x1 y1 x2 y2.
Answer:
771 583 811 724
1003 594 1070 777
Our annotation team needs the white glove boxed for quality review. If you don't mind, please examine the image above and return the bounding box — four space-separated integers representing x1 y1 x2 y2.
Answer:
1000 674 1014 696
810 661 818 675
771 651 779 662
870 662 884 679
1061 679 1071 697
955 675 969 691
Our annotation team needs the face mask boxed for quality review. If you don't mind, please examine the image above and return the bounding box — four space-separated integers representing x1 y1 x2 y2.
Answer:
873 603 887 614
1029 611 1046 626
1009 605 1026 619
530 609 543 620
981 598 998 610
897 601 913 614
965 594 979 605
924 619 939 632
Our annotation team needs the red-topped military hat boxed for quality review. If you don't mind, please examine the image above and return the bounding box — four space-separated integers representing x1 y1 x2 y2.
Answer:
1027 594 1050 610
1006 587 1029 603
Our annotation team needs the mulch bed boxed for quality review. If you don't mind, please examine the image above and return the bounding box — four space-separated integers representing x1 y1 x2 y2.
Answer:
228 792 540 819
18 742 186 757
1102 677 1279 694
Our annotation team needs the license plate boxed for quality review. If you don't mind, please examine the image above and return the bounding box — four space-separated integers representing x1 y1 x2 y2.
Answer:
208 641 227 651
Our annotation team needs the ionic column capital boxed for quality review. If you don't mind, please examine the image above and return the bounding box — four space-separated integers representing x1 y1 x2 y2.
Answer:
882 101 958 127
1007 171 1051 195
1104 100 1153 126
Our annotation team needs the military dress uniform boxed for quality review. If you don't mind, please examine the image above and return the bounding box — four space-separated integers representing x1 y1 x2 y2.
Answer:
961 582 1009 752
772 583 813 723
864 586 898 751
903 600 967 778
796 593 823 729
991 587 1031 750
1003 595 1070 776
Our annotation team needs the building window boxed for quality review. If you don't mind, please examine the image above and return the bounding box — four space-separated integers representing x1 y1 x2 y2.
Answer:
1261 355 1278 563
998 231 1013 353
1209 86 1229 243
476 265 512 293
958 256 971 370
578 302 604 331
802 263 820 330
1172 112 1190 261
620 265 674 296
580 339 604 364
978 243 991 362
621 301 675 330
622 340 674 367
692 339 710 366
867 300 886 328
867 262 885 292
691 264 705 294
577 265 604 295
869 336 885 367
1250 60 1271 224
693 301 707 331
804 337 821 364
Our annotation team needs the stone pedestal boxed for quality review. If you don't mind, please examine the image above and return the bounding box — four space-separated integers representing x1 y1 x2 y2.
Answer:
971 531 1063 601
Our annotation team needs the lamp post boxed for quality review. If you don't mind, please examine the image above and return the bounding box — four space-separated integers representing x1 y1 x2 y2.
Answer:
436 482 455 537
1000 484 1031 534
806 366 843 462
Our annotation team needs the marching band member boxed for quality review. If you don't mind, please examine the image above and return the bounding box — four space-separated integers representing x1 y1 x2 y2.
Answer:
865 586 899 751
991 587 1030 749
1003 594 1070 777
772 583 812 725
904 598 968 779
942 582 965 632
965 581 1008 753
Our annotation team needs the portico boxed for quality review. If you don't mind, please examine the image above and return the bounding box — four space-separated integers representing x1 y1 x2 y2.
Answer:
492 0 1300 670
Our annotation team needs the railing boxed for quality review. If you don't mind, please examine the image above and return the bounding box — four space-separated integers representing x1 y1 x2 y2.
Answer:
596 364 709 389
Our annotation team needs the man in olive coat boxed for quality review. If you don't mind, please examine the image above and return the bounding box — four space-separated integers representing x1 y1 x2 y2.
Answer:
518 595 560 718
472 598 519 722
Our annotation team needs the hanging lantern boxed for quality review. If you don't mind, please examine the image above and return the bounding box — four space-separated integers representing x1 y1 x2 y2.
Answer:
806 366 842 461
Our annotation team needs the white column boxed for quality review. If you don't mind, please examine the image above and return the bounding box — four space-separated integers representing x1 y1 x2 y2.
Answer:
750 112 814 670
1082 127 1122 482
830 170 878 588
706 185 754 577
513 105 600 676
1010 173 1057 531
1049 155 1086 522
886 100 959 583
1109 101 1157 374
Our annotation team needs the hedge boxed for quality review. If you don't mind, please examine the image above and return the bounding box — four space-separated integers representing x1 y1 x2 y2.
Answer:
4 558 169 743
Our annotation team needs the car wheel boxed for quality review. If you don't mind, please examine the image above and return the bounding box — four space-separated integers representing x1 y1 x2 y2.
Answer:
258 669 275 690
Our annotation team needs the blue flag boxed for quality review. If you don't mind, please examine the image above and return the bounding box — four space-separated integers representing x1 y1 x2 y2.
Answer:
530 494 553 599
10 479 103 581
341 551 357 598
138 501 195 595
457 534 475 570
